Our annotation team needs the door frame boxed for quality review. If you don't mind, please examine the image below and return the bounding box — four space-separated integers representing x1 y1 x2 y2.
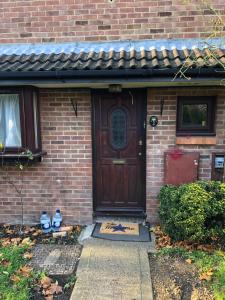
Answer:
91 88 147 216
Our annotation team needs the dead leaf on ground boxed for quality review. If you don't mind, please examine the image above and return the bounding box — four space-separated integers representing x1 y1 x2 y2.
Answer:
32 229 42 236
21 237 31 245
23 227 36 234
1 238 11 247
5 229 14 234
1 259 10 267
18 265 33 277
199 269 213 281
45 296 53 300
185 258 192 264
10 274 21 283
40 276 52 289
3 224 10 228
43 283 63 296
23 252 33 259
11 238 22 245
197 244 215 253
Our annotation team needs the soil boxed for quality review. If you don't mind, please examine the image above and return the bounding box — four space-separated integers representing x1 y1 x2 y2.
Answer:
0 224 82 245
31 274 76 300
149 254 214 300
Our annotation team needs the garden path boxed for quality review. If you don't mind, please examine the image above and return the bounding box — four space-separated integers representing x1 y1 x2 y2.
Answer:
70 237 154 300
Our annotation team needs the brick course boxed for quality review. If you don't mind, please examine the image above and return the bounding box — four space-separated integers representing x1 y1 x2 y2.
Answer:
0 0 223 43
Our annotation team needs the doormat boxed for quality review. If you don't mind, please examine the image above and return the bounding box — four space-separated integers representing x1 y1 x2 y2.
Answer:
92 222 151 242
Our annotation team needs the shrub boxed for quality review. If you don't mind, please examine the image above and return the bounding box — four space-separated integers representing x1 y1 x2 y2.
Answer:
158 181 225 242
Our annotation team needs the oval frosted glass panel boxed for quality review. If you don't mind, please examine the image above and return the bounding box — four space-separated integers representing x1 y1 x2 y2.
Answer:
110 108 127 149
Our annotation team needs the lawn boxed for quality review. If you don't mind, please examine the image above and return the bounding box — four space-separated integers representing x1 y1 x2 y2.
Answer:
0 239 36 300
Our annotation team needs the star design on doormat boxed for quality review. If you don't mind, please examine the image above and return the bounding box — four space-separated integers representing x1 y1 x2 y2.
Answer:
111 224 129 232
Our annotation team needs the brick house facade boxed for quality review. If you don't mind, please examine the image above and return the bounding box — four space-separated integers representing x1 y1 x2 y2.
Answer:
0 0 224 225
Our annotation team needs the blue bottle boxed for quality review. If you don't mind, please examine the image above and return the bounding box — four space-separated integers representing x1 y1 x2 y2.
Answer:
52 209 62 231
40 211 51 233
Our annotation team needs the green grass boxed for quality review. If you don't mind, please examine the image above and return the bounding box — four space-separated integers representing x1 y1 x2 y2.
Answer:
158 247 225 300
0 243 37 300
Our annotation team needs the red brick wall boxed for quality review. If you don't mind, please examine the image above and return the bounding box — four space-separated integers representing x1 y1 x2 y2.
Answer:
0 89 93 225
1 87 225 225
146 87 225 224
0 0 223 43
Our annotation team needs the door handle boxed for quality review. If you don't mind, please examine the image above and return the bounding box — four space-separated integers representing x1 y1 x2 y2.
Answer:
112 159 126 164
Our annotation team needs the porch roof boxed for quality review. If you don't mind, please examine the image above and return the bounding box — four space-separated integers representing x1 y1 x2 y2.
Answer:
0 39 224 84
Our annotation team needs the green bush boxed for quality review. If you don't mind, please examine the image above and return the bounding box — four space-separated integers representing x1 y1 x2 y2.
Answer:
158 181 225 242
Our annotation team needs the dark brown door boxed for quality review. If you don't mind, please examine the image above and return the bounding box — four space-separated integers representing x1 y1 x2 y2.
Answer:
92 90 146 214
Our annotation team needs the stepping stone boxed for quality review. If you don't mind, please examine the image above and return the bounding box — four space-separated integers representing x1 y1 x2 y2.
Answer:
42 249 62 267
29 244 82 275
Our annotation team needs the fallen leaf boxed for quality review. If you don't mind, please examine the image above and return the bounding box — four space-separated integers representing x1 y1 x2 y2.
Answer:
11 238 22 245
43 283 62 296
23 227 36 234
21 237 31 245
191 288 199 300
5 229 14 234
23 252 33 259
40 276 52 289
1 259 10 267
18 265 33 277
45 296 53 300
32 229 42 236
10 274 21 283
3 224 10 228
199 269 213 281
185 259 192 264
197 244 214 253
1 238 11 247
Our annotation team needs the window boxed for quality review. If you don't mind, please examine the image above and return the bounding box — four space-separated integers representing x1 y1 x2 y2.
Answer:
0 94 21 147
110 108 127 150
0 87 42 157
177 96 216 136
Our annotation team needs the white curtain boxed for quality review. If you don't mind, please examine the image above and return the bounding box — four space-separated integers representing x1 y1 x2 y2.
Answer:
0 94 21 147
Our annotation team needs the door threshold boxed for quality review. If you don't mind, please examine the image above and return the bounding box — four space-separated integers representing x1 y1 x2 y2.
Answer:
93 211 147 224
93 215 147 225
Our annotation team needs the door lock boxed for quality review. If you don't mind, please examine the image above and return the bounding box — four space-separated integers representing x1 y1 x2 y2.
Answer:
138 140 143 146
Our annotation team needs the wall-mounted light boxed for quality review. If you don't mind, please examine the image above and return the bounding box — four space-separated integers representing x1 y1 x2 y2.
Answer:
108 84 122 93
149 116 158 127
70 99 78 117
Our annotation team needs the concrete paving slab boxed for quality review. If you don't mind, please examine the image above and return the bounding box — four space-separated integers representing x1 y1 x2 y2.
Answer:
29 244 82 275
70 238 153 300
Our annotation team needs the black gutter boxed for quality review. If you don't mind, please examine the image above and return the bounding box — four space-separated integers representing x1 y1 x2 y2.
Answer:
0 67 223 81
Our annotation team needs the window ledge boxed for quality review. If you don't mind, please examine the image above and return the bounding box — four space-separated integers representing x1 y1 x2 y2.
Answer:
0 151 47 163
176 136 216 145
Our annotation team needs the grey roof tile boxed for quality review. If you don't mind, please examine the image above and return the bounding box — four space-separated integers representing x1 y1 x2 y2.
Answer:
0 40 224 73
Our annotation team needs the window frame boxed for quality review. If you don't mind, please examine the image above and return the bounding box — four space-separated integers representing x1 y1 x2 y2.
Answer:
0 86 42 156
176 96 216 136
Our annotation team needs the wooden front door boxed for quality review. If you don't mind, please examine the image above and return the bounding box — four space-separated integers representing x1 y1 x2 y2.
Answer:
92 90 146 214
